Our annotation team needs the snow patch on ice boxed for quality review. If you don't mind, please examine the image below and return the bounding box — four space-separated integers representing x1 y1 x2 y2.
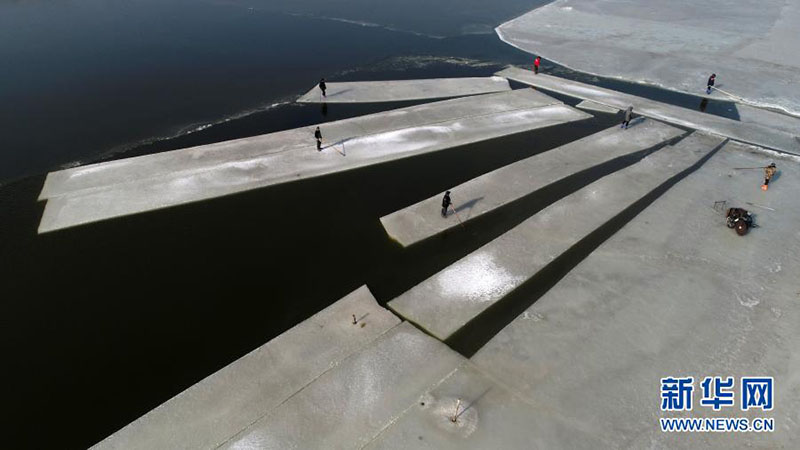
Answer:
350 125 453 146
735 291 761 308
521 311 545 322
437 252 524 303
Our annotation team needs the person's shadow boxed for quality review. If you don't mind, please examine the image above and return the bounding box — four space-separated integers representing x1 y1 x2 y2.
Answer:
625 116 646 128
454 197 484 218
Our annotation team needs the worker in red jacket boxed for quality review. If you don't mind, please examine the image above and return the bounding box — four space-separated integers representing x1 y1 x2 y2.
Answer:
534 56 541 74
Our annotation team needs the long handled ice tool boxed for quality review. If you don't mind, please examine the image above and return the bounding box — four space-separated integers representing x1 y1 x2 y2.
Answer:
449 204 465 228
746 202 776 212
711 86 746 102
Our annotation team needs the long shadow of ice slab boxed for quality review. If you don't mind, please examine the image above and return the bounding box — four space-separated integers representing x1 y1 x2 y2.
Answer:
38 89 589 233
471 141 800 448
498 66 800 155
380 119 685 247
388 132 726 341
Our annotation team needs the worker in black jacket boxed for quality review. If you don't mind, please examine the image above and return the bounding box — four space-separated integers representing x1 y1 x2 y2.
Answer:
314 126 323 150
706 73 716 94
441 191 452 217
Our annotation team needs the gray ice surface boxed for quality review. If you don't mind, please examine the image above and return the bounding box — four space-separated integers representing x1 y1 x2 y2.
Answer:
576 99 619 114
496 0 800 116
381 119 684 246
221 322 464 449
296 77 511 103
92 286 399 450
39 90 589 233
389 132 724 340
364 362 591 449
40 89 561 201
498 66 800 155
472 142 800 448
735 103 800 137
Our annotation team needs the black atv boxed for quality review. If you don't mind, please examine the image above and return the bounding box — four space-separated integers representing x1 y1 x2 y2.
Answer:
726 207 753 236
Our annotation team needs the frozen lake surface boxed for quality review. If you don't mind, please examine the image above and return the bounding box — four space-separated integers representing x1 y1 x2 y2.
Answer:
388 132 723 340
83 74 800 447
473 141 800 448
90 138 800 449
497 0 800 116
499 67 800 155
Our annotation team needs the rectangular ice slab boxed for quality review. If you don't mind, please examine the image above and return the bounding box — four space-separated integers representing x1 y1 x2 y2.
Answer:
472 142 800 448
92 286 400 450
389 132 725 340
380 119 684 246
221 322 464 450
498 66 800 155
40 89 561 201
576 99 619 114
736 103 800 136
296 77 511 103
364 362 591 449
39 91 589 233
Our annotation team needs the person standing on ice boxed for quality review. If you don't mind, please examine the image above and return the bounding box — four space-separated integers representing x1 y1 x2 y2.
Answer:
621 106 633 129
534 56 541 74
762 163 777 190
706 73 716 94
319 78 327 97
441 191 452 217
314 126 323 151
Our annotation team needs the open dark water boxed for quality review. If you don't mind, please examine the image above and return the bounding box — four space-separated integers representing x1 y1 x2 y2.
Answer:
1 1 742 448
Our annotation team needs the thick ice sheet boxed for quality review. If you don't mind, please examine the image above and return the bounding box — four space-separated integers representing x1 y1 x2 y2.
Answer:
40 94 589 233
498 67 800 155
380 119 684 246
221 322 464 449
40 89 561 201
472 142 800 448
389 132 724 340
364 362 591 449
296 77 511 103
736 103 800 137
576 99 619 114
497 0 800 116
92 286 400 450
